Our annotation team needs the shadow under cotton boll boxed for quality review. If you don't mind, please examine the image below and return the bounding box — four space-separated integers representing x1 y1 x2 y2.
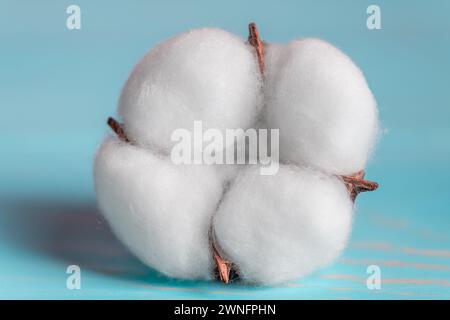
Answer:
0 198 177 285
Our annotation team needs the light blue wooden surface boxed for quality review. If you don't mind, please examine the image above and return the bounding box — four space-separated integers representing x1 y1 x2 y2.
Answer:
0 0 449 299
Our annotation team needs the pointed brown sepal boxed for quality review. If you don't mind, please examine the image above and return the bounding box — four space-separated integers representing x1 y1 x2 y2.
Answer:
248 22 265 75
342 170 379 202
212 245 232 284
107 117 129 142
210 226 238 284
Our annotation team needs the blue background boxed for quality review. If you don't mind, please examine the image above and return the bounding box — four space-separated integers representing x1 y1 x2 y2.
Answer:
0 0 449 299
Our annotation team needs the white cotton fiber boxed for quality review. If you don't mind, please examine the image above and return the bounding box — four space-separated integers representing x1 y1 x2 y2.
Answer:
94 26 380 285
263 43 285 90
212 165 353 285
265 38 379 175
119 28 262 153
94 136 225 280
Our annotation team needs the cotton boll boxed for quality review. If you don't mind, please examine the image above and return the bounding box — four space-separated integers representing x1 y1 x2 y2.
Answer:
213 165 353 285
119 28 262 153
94 136 225 280
265 38 378 175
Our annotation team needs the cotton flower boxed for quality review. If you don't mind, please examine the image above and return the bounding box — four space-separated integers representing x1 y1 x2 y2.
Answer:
93 23 379 284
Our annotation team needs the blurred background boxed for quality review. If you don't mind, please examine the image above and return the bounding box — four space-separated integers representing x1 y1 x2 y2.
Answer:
0 0 449 299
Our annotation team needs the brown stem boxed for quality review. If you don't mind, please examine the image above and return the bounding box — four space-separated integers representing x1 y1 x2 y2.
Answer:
107 117 129 142
341 170 378 202
248 22 265 75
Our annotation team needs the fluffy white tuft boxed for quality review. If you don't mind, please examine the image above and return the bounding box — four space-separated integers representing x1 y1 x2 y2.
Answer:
265 38 379 175
94 136 225 280
94 32 379 285
119 28 262 153
213 165 353 285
